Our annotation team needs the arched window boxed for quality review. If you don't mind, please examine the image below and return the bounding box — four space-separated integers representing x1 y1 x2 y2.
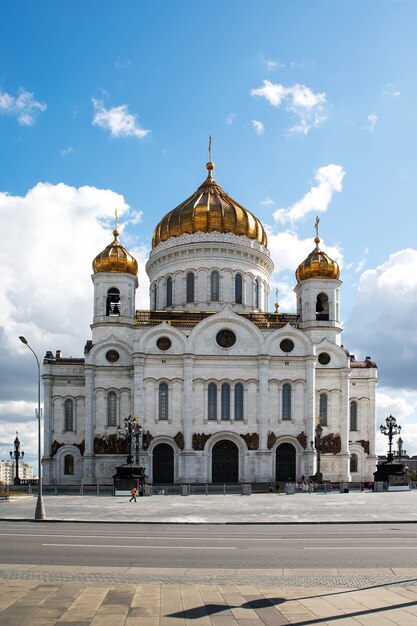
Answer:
186 272 194 303
166 277 173 307
319 393 328 426
151 283 157 310
208 383 217 420
210 271 219 301
254 279 259 309
316 292 329 321
64 455 74 475
235 274 242 304
234 383 244 420
350 453 358 473
350 401 358 431
64 399 74 432
221 383 230 420
107 391 117 427
106 287 121 316
159 383 169 420
282 383 291 420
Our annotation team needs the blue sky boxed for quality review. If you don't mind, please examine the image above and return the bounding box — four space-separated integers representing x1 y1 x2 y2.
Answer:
1 0 417 472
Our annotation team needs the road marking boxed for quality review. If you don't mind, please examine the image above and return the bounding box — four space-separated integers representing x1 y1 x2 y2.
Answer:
304 546 417 550
41 543 236 550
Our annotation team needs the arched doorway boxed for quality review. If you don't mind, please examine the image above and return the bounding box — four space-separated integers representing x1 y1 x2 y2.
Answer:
212 440 239 483
276 443 296 482
152 443 174 484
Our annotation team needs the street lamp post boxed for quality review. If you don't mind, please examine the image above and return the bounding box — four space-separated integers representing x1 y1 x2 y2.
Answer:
311 420 323 482
19 336 45 520
118 415 142 465
380 414 401 463
9 432 24 485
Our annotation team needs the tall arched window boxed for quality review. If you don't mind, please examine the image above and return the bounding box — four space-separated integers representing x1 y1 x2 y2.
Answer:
234 383 244 420
210 271 219 301
166 277 173 307
254 279 259 309
208 383 217 420
282 383 291 420
64 454 74 475
350 401 358 431
221 383 230 420
159 383 169 420
64 399 74 432
316 292 329 321
319 393 328 426
186 272 194 303
235 274 242 304
350 453 358 473
107 391 117 427
106 287 121 316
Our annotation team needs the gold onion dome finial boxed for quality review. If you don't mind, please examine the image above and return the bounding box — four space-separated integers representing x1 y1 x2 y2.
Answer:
152 138 267 248
92 210 138 276
295 216 340 282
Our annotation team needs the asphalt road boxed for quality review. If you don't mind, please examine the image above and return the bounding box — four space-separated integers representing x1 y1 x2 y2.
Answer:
1 521 417 569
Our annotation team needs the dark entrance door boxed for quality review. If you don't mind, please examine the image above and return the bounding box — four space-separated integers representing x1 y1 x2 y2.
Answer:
212 440 239 483
153 443 174 484
276 443 296 482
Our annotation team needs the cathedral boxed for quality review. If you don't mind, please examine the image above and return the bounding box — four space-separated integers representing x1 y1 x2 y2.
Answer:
42 157 378 487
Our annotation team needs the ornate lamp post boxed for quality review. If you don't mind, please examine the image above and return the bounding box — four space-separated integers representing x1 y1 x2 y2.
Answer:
19 336 45 520
380 415 401 463
118 415 142 465
310 419 323 482
10 432 24 485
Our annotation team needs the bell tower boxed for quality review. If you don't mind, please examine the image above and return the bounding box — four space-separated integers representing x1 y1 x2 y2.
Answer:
91 212 138 323
294 217 342 344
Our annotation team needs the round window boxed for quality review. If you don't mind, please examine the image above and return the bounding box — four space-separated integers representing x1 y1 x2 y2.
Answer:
280 339 294 353
318 352 331 365
157 337 172 351
216 329 236 348
106 349 120 363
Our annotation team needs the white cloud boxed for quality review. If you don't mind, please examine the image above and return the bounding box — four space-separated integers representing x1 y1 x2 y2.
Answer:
225 112 236 126
60 146 75 156
383 83 401 97
0 88 47 125
115 58 132 69
92 98 150 139
367 112 378 133
376 390 417 455
251 80 326 134
345 249 417 391
252 120 265 135
273 164 345 223
263 58 285 71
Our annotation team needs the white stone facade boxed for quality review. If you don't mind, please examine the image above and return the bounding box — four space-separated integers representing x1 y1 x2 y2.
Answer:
42 184 378 487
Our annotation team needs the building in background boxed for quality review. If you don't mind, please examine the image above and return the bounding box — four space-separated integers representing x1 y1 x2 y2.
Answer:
42 159 378 486
0 460 34 485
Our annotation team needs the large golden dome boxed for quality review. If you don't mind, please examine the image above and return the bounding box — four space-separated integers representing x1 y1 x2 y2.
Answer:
152 162 267 248
92 227 138 276
295 220 340 282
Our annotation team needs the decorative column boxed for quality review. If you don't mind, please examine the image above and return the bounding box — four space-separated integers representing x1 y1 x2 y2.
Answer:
180 354 196 481
256 356 270 481
304 355 316 477
339 368 351 481
42 374 54 485
133 354 145 419
83 365 96 484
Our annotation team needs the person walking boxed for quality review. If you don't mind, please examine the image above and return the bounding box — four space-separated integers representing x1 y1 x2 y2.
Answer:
129 487 137 502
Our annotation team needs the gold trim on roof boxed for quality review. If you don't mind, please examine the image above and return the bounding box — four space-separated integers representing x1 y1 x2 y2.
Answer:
152 162 268 248
92 214 138 276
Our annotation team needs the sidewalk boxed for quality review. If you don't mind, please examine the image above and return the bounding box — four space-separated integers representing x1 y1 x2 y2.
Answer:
1 490 417 524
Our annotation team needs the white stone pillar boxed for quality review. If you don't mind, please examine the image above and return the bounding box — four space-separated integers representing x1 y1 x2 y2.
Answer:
180 355 196 481
339 368 351 481
304 355 316 477
83 365 96 484
256 356 270 481
133 354 145 422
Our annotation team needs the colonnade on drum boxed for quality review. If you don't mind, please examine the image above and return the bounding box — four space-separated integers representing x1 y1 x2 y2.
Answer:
151 440 298 484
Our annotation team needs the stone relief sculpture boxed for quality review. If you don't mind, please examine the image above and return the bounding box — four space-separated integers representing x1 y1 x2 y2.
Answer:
192 433 212 450
240 433 259 450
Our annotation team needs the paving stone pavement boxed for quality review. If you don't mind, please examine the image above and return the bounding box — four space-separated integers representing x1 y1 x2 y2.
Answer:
1 567 417 625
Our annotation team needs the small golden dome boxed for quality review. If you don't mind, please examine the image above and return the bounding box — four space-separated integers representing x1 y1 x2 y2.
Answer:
152 162 267 248
296 233 340 282
92 227 138 276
